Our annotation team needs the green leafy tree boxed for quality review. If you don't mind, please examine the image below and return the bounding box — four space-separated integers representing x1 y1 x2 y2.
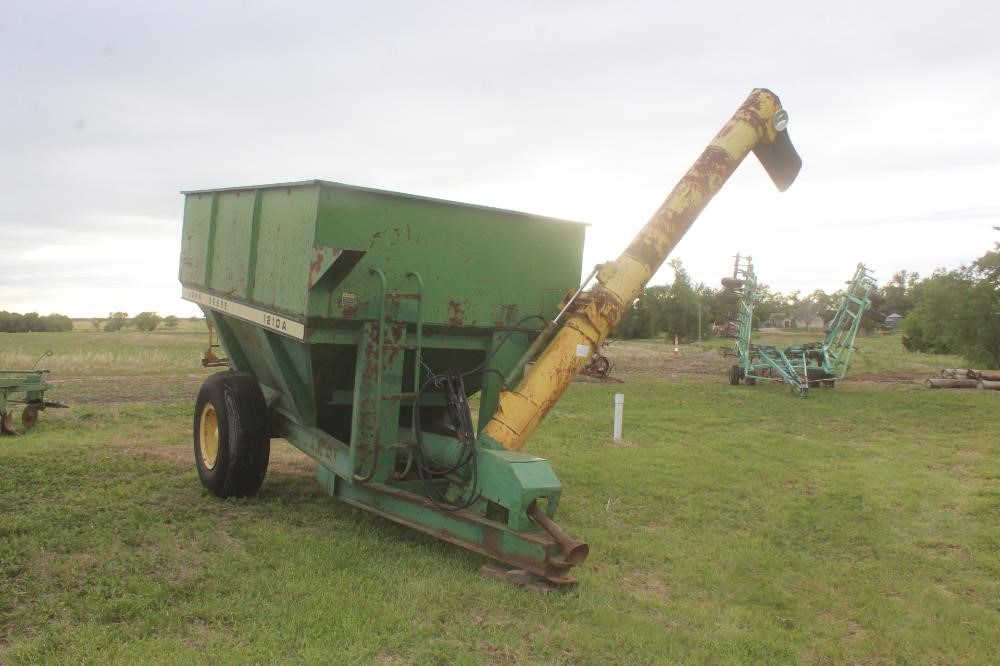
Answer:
163 315 179 330
900 236 1000 367
662 259 700 340
132 312 162 332
877 270 921 317
105 312 130 332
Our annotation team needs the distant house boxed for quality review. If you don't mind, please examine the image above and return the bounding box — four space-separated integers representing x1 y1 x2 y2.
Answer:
762 312 825 329
881 312 903 331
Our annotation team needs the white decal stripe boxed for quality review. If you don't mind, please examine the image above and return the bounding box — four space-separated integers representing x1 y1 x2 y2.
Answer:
181 287 306 341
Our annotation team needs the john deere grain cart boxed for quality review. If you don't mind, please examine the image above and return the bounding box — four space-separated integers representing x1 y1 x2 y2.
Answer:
179 88 800 584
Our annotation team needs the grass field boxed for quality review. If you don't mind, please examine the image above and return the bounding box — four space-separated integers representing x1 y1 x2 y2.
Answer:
1 329 998 664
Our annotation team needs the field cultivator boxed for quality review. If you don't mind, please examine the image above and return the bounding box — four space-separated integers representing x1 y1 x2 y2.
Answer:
718 258 881 397
0 352 68 434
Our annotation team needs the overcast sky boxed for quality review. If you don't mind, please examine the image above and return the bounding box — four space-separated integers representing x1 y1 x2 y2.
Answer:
2 0 998 318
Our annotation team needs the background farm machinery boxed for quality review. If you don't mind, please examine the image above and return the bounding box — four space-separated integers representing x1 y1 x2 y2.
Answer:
179 88 801 584
718 257 883 396
0 352 67 435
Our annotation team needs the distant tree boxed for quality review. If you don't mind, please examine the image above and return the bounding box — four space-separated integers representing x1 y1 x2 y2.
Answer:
105 311 130 332
163 315 179 330
662 259 700 340
753 285 784 329
0 311 74 333
900 235 1000 367
877 270 921 317
132 312 162 332
22 312 40 332
92 318 103 331
795 289 836 331
39 314 73 332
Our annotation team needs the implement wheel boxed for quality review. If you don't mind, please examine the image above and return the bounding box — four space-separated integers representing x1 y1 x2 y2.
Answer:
591 354 612 378
194 372 270 498
728 364 741 385
21 403 42 430
1 411 17 435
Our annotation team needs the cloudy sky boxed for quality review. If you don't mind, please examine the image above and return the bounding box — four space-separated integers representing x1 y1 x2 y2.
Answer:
2 0 998 318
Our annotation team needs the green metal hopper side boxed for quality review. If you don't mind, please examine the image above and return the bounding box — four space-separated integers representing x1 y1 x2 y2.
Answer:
179 180 585 332
179 179 590 583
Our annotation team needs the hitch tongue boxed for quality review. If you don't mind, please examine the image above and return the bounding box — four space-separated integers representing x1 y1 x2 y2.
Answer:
528 503 589 565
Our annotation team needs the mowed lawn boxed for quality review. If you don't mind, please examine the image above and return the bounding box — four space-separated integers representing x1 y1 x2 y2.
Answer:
1 330 999 664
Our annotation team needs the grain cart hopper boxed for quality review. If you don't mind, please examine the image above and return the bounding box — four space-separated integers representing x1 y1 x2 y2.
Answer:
179 88 800 584
719 258 881 396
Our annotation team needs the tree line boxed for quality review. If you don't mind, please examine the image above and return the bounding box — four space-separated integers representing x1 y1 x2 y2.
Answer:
0 311 187 333
896 237 999 368
95 312 180 332
615 259 847 341
0 311 74 332
615 235 1000 369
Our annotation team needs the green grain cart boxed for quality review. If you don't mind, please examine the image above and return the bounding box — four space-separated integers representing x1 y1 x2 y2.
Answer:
179 89 800 584
179 180 589 583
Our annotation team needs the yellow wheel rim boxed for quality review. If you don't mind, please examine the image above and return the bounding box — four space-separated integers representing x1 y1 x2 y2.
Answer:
199 403 219 470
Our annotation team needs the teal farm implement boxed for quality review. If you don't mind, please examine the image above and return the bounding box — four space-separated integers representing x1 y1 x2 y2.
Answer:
0 352 67 434
179 88 802 584
718 256 883 397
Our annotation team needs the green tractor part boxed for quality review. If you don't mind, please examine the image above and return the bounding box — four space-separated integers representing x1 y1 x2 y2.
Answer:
180 89 800 584
720 258 881 397
181 180 589 583
0 352 68 434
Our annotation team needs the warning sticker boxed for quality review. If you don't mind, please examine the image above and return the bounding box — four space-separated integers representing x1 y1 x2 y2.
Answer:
576 344 591 358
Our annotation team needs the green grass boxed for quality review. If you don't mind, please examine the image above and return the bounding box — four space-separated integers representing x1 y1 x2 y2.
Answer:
1 331 998 663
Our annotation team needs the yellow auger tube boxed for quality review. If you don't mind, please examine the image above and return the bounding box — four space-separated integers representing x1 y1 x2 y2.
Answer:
482 88 801 451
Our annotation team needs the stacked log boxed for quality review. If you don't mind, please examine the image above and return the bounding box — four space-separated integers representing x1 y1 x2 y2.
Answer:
929 369 1000 390
925 378 977 389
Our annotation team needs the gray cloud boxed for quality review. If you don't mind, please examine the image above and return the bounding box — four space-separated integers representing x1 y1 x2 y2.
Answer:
2 1 999 315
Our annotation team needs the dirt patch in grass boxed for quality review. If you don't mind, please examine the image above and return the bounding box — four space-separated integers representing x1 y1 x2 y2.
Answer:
593 343 729 382
47 373 211 405
133 438 317 479
848 372 927 383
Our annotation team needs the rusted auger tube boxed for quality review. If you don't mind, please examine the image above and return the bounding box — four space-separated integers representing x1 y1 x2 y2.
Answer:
480 88 802 452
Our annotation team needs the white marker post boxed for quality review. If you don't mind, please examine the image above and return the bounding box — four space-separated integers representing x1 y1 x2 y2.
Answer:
613 393 625 442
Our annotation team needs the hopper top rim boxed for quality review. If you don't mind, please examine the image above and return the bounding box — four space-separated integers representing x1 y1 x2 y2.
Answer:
181 179 590 227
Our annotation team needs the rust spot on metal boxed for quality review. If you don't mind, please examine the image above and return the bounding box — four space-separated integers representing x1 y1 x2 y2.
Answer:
308 246 326 285
447 300 465 327
624 145 738 271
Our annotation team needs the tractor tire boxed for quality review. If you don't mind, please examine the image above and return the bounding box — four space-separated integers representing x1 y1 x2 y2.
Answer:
728 364 741 385
591 354 612 378
194 371 270 498
1 411 17 435
21 403 42 430
716 291 740 304
721 277 745 289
